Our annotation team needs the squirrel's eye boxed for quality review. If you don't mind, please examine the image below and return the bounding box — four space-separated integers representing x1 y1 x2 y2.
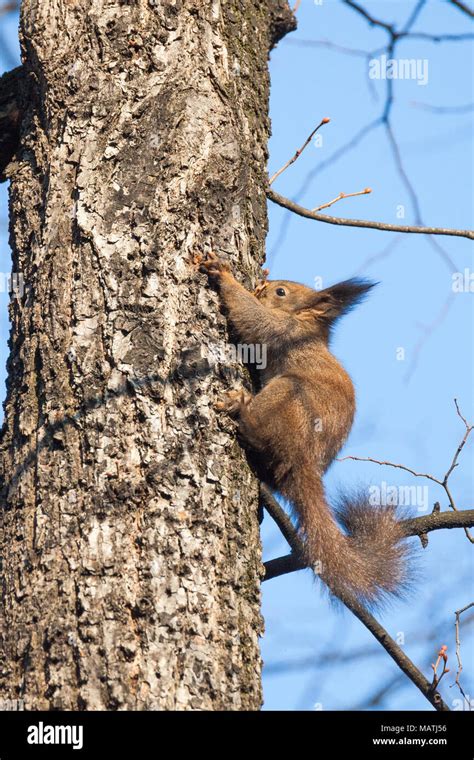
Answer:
275 287 286 297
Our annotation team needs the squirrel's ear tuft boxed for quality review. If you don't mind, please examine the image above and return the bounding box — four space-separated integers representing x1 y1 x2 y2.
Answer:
314 278 377 323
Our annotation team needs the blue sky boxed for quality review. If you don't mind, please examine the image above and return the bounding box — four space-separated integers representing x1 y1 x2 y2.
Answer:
0 0 473 711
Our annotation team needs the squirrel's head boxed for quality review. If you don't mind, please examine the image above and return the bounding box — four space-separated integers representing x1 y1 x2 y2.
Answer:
256 278 376 339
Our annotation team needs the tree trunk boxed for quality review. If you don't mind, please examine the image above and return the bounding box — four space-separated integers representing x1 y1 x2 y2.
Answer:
0 0 295 710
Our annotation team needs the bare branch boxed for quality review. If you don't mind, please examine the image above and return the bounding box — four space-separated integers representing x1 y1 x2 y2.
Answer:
448 0 474 19
352 673 406 710
284 37 370 58
267 187 474 240
452 602 474 705
260 484 301 549
406 31 474 42
384 121 422 224
259 488 451 711
410 100 474 114
343 0 395 34
345 0 473 38
265 509 474 580
401 510 474 538
401 0 428 32
265 642 385 675
383 118 458 378
264 553 305 581
268 117 330 185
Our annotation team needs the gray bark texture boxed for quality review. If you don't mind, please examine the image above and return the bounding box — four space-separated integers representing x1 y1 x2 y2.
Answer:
0 0 295 710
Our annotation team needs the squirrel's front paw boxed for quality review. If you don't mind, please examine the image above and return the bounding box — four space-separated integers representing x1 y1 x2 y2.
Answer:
197 251 231 279
215 388 252 417
254 268 270 298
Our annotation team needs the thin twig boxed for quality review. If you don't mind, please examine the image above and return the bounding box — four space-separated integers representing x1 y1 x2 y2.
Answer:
266 117 381 264
445 399 474 483
268 118 330 186
448 0 474 19
338 455 442 484
352 673 406 710
338 400 474 542
406 31 474 41
384 121 422 224
404 293 455 383
266 642 385 675
352 236 402 276
431 645 450 690
410 101 474 114
285 38 370 58
311 187 371 213
403 233 458 380
401 0 427 32
343 0 395 34
452 602 474 706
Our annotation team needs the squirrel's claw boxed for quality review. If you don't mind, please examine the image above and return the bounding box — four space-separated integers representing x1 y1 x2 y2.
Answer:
254 267 270 297
198 251 231 278
215 388 252 416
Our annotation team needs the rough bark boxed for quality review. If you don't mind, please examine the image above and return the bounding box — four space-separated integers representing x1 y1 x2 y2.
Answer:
0 67 24 182
0 0 295 710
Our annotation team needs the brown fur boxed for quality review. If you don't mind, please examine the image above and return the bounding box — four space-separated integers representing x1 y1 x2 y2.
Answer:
200 252 411 608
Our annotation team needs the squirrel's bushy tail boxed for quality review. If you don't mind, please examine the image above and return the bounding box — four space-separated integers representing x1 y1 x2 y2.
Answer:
282 470 413 609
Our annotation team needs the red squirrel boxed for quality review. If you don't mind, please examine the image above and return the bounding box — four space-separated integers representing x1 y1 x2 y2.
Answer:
199 251 411 608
